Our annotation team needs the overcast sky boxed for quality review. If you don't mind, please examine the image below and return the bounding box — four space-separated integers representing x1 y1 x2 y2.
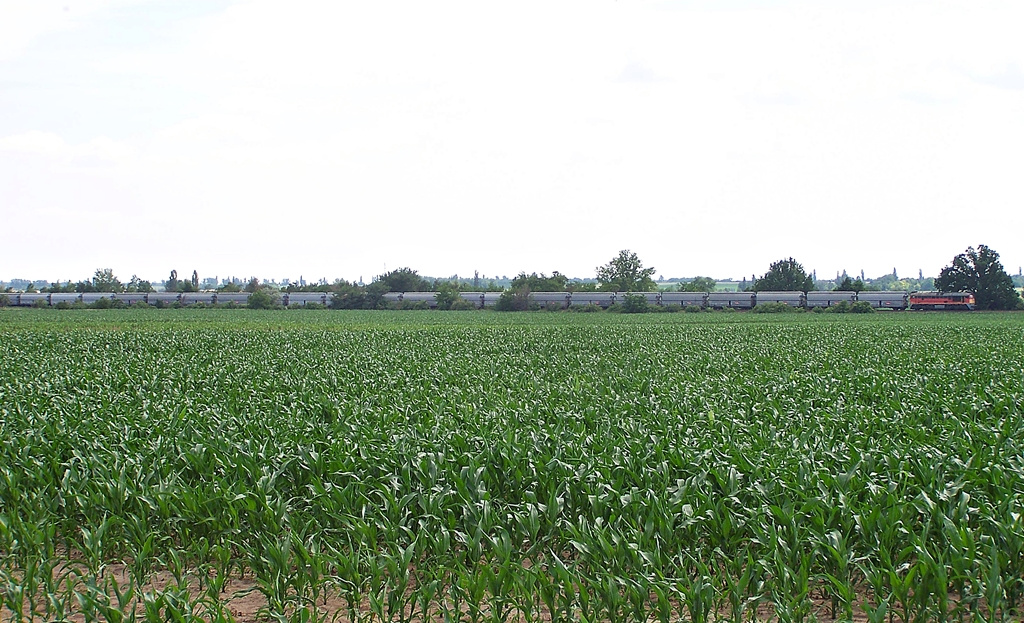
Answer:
2 0 1023 285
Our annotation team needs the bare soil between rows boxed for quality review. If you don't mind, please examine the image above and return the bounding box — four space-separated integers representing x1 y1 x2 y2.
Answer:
4 558 963 623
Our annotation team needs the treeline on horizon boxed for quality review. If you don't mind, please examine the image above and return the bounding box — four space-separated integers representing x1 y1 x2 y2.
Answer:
0 263 946 297
4 246 1023 311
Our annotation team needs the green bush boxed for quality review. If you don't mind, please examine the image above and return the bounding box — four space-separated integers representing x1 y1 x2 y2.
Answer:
826 301 851 314
248 289 279 310
621 293 650 314
391 300 430 311
684 305 704 313
752 302 796 314
449 298 478 311
495 288 537 312
0 293 9 307
568 303 603 313
32 297 49 308
434 283 463 310
850 301 875 314
55 301 72 310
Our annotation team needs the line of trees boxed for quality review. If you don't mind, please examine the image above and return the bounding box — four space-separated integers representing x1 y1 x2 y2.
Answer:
34 269 154 294
7 245 1021 311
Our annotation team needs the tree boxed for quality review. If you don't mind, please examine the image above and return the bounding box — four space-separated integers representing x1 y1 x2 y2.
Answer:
753 258 814 292
166 270 179 293
330 280 367 309
247 288 279 310
834 276 866 292
434 281 463 310
92 268 124 293
495 287 537 311
509 272 569 292
679 276 716 292
46 281 76 293
363 281 390 309
191 270 199 291
934 245 1020 310
596 250 656 292
376 268 431 293
126 275 154 293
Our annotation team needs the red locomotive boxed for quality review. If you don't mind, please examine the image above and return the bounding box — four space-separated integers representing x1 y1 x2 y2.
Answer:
908 291 976 310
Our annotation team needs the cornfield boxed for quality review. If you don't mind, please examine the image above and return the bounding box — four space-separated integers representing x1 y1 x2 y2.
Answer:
1 310 1022 622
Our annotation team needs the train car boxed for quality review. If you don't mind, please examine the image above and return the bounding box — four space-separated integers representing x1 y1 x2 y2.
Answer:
856 291 908 310
805 291 856 308
660 292 708 308
456 292 486 308
284 292 330 307
80 293 114 305
385 291 437 308
568 291 616 308
482 292 503 308
17 293 48 306
146 292 181 306
213 292 250 306
633 292 661 306
708 291 755 309
533 292 571 309
755 291 804 308
181 292 216 306
50 293 81 306
118 293 149 306
909 291 975 311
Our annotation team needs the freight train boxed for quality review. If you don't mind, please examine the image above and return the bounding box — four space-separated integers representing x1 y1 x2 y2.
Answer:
1 290 975 310
384 290 973 310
